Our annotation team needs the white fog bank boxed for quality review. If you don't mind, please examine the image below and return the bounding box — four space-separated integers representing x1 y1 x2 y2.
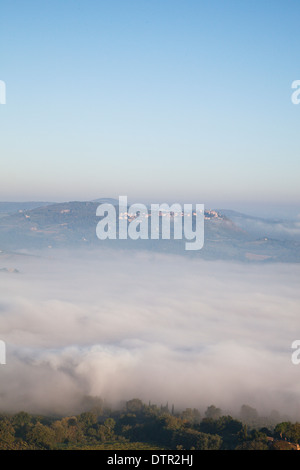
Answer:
0 249 299 417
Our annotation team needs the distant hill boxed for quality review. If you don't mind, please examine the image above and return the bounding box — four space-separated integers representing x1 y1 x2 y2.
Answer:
0 201 53 216
0 200 299 262
92 198 119 205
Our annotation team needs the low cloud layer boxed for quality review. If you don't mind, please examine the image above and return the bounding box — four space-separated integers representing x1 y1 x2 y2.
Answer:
226 212 300 241
0 249 299 417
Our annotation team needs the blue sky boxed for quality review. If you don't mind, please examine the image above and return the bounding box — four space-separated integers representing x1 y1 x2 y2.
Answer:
0 0 300 215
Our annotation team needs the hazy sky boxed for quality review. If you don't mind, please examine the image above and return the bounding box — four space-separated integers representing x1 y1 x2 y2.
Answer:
0 1 300 213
